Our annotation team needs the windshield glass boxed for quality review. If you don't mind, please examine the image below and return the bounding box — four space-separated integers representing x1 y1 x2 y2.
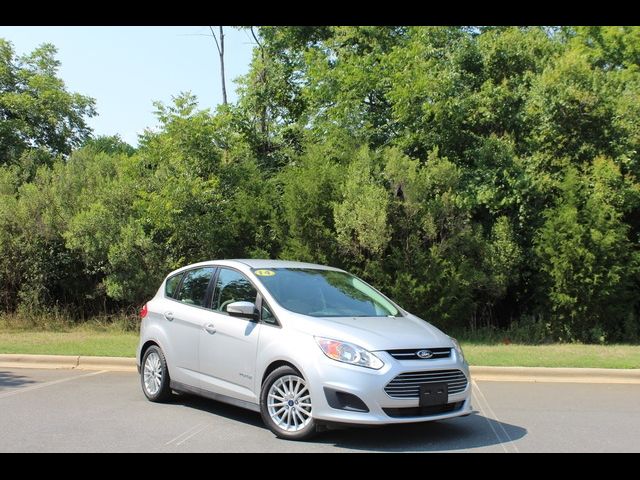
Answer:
252 268 400 317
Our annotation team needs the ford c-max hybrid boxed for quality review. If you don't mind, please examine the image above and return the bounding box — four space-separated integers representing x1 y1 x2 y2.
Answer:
137 259 472 440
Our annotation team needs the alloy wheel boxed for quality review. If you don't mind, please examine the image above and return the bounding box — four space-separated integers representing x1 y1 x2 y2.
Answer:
267 375 312 432
143 351 162 396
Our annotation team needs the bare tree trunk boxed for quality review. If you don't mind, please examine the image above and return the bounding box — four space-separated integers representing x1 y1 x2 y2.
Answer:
210 26 228 105
250 27 268 140
219 26 227 105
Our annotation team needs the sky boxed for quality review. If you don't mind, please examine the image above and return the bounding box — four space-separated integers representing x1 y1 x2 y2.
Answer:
0 26 256 146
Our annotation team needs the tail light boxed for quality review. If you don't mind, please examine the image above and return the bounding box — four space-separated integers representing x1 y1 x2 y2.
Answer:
140 303 148 319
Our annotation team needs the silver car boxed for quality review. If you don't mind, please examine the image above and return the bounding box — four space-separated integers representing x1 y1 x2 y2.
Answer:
137 259 472 440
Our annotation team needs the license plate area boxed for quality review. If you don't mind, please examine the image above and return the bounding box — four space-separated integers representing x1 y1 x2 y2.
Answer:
419 382 448 406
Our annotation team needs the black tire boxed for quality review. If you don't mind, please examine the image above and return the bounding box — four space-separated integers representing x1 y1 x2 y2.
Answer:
140 345 172 402
260 366 317 441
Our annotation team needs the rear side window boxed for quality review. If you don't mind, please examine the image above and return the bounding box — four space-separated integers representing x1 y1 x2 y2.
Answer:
165 273 184 299
176 267 215 307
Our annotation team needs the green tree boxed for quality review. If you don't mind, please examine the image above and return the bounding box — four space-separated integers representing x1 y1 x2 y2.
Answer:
0 40 95 167
334 147 390 261
535 160 640 341
382 147 484 328
276 143 343 263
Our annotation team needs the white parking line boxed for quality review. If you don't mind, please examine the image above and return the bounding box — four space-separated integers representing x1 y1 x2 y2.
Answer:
165 422 208 446
472 379 519 453
176 424 209 446
0 370 106 400
472 382 508 453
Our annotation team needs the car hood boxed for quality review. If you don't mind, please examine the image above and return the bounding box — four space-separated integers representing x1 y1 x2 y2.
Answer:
285 311 453 351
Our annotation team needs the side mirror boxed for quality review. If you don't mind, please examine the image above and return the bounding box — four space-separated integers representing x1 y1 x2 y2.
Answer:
226 301 258 320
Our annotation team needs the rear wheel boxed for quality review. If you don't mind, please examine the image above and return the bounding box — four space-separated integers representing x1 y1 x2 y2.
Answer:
141 345 172 402
260 366 317 440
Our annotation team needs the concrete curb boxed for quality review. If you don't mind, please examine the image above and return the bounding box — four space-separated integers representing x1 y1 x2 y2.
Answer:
0 354 136 372
1 354 640 383
76 356 137 372
470 366 640 384
0 354 80 370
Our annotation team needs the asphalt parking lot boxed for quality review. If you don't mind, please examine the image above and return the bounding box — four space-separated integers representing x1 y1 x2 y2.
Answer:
1 367 639 452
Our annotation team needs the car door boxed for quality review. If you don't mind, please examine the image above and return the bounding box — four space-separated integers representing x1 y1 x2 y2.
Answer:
164 266 216 387
198 267 261 403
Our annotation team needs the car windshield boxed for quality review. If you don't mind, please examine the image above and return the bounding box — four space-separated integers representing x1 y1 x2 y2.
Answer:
252 268 400 318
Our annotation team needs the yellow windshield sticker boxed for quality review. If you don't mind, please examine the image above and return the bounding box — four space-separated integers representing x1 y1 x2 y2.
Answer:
254 269 276 277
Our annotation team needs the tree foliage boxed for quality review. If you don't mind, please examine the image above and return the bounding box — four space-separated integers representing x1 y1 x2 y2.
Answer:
2 27 640 342
0 40 95 170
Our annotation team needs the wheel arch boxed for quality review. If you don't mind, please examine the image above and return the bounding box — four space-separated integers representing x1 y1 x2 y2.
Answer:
260 359 305 388
138 330 172 377
140 340 161 360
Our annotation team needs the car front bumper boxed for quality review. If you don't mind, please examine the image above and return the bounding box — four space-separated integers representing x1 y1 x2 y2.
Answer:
305 350 473 425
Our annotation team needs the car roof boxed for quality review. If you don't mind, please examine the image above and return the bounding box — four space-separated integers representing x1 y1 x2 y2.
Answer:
229 259 344 271
165 259 344 278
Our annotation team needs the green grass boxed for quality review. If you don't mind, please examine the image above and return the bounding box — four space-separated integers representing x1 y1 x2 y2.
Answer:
0 330 139 357
0 313 140 357
462 343 640 369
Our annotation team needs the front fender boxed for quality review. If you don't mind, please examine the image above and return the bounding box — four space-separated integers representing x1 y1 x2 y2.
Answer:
255 327 318 395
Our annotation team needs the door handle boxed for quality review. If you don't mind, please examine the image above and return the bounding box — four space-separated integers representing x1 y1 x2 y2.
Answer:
204 323 216 334
164 311 174 321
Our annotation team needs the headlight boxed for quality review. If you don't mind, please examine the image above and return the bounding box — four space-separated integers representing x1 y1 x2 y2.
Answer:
315 337 384 370
450 337 465 362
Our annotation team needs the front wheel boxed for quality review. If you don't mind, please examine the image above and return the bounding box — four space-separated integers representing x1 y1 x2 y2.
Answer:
141 345 172 402
260 366 317 440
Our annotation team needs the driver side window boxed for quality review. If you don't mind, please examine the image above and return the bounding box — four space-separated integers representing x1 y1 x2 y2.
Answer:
211 268 257 315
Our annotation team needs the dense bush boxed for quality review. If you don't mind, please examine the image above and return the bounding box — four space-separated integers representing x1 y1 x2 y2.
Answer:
1 27 640 342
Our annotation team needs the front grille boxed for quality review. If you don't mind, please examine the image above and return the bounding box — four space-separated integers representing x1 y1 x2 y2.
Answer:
384 369 468 398
386 347 451 360
383 402 464 418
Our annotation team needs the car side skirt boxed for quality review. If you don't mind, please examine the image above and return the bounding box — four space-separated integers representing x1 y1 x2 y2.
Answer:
170 380 261 413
